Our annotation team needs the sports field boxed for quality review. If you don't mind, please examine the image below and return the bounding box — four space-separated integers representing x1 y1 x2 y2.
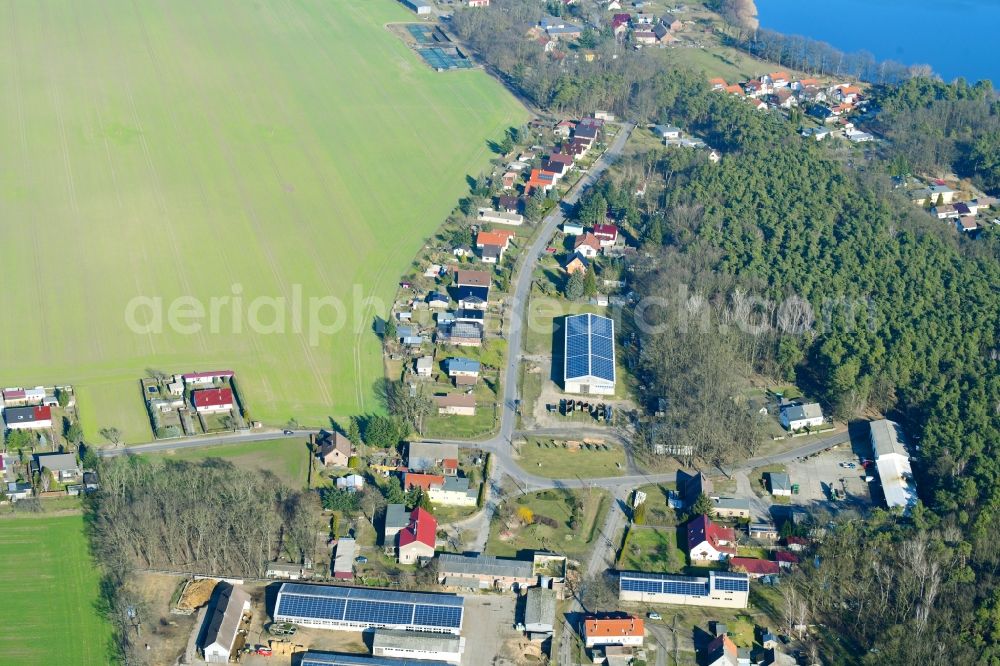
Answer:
0 0 527 440
0 514 114 664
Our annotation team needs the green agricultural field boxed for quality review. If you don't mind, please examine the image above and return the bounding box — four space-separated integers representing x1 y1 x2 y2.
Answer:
0 0 527 441
146 436 312 488
0 514 114 665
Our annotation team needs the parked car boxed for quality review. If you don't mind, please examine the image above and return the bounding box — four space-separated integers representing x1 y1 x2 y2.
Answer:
647 612 662 620
355 556 368 564
283 429 294 435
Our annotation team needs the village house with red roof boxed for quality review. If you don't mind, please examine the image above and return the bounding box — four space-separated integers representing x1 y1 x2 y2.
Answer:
687 514 737 562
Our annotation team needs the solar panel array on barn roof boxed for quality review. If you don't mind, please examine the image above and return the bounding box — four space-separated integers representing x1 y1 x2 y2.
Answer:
564 313 615 383
274 583 463 631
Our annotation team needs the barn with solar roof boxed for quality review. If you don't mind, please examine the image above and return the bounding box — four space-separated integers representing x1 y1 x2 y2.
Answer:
563 313 616 395
272 583 464 634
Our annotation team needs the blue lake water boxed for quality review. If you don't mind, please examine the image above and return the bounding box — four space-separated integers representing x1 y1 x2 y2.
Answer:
756 0 1000 85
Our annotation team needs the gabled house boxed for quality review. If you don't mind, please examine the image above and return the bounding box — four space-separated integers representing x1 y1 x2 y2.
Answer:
592 223 619 247
708 77 727 90
554 120 576 137
687 514 737 562
583 615 645 648
3 405 52 430
633 30 657 45
316 431 353 467
660 13 681 31
779 402 824 430
192 388 233 413
653 124 681 140
497 195 520 213
397 507 437 564
34 452 81 482
427 291 450 309
611 13 631 37
433 393 477 416
501 171 517 190
573 233 601 258
563 252 590 275
454 270 492 289
704 634 738 666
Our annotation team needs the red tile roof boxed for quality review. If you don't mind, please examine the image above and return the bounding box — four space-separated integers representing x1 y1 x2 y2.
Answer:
398 507 437 549
730 557 780 575
404 472 445 491
584 616 644 639
476 230 515 248
775 551 800 563
592 223 618 240
192 388 233 409
3 389 26 400
574 233 601 251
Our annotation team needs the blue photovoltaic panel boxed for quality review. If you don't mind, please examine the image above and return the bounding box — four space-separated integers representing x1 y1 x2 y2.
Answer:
590 315 613 337
713 576 750 593
620 577 661 593
275 584 463 629
591 357 615 382
662 580 709 596
345 600 414 625
564 314 615 382
566 355 590 379
566 315 590 336
414 604 463 629
302 653 453 666
277 594 346 621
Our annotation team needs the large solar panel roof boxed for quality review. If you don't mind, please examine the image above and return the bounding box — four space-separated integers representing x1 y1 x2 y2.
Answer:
619 571 709 597
564 313 615 382
301 653 452 666
276 584 463 629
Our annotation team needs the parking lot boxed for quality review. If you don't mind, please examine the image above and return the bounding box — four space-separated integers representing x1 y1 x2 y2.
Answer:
784 441 872 512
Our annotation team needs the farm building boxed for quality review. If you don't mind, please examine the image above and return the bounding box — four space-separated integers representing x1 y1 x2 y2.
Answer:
199 582 251 663
618 571 749 609
3 405 52 430
437 553 535 590
523 587 557 638
779 402 824 430
768 472 792 496
477 208 524 226
273 583 463 633
2 386 45 406
563 313 616 395
432 394 476 416
192 388 233 413
372 628 465 664
407 441 459 473
870 419 917 512
402 0 432 15
333 538 356 580
182 370 234 386
301 653 452 666
711 496 750 519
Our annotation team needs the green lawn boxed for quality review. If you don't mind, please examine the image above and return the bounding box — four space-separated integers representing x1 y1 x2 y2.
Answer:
515 437 625 478
0 514 114 665
634 482 678 527
0 0 527 440
617 525 686 573
488 488 610 561
145 436 311 488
